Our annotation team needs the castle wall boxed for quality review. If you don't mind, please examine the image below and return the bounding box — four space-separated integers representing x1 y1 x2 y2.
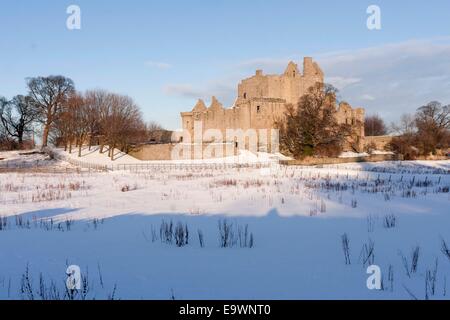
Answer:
130 142 238 160
236 58 323 106
180 57 365 155
130 144 174 160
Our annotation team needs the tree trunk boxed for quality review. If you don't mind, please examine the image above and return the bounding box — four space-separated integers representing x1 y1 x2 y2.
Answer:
41 124 50 148
110 143 115 161
16 126 24 149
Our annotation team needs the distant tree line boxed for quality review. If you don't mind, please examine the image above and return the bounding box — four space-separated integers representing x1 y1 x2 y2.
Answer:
364 103 450 159
1 76 163 159
3 76 449 161
278 82 449 159
389 102 450 159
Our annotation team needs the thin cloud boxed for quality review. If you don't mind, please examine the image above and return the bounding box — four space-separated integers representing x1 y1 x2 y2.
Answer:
360 94 376 101
327 76 361 90
237 58 292 72
164 38 450 121
144 60 172 69
164 79 236 106
316 38 450 119
164 84 201 99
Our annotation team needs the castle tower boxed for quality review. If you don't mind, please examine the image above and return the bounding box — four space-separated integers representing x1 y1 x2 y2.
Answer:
284 61 300 78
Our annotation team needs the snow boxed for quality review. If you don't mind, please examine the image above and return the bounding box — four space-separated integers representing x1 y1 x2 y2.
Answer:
0 150 51 165
0 150 449 300
371 150 395 155
339 151 370 158
60 146 142 164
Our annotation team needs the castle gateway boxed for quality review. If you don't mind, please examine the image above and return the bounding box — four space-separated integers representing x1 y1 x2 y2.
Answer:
180 57 365 154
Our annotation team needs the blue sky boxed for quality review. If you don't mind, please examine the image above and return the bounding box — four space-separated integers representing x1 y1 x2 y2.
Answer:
1 0 450 129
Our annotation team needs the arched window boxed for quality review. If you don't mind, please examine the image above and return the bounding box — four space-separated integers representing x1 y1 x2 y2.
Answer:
243 93 247 99
257 106 261 113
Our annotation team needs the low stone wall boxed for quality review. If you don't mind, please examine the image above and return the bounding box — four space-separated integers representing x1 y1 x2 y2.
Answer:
280 153 403 166
130 144 174 160
364 135 394 151
129 143 238 160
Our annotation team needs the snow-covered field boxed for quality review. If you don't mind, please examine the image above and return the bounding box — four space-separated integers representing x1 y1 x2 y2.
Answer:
0 150 450 300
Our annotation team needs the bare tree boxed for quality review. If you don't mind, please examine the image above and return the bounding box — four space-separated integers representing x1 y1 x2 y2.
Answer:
389 113 419 159
70 93 90 157
147 121 163 132
391 113 417 136
27 76 75 147
0 95 38 148
85 90 113 154
55 91 108 157
83 90 103 150
390 102 450 158
0 97 13 150
365 114 387 136
415 101 450 154
0 96 7 109
88 91 145 160
106 94 145 159
145 121 169 143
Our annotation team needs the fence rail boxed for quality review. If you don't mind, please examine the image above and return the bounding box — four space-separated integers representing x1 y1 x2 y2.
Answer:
56 153 277 172
0 159 81 173
55 155 108 172
0 159 54 169
108 162 275 171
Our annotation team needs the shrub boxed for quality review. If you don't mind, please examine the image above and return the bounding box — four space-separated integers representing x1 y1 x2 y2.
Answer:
383 214 396 229
218 219 254 248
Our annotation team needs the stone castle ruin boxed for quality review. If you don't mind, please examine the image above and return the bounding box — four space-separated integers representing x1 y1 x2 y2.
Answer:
180 57 365 154
131 57 366 160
